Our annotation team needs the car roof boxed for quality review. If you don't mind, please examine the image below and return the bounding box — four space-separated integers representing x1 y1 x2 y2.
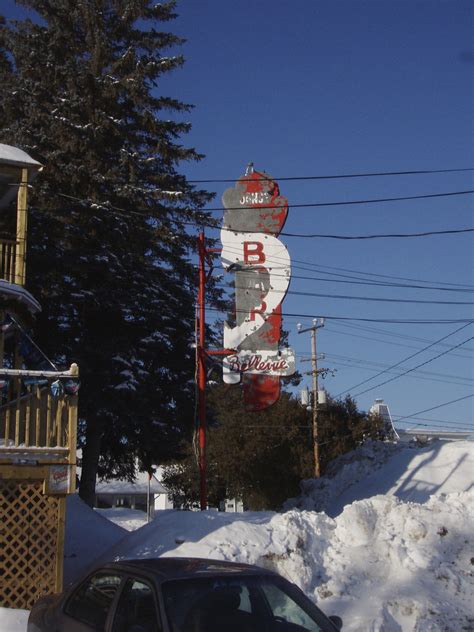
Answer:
102 557 278 583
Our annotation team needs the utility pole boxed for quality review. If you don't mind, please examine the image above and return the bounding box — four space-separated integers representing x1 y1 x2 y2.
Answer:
297 318 325 477
196 231 235 510
197 232 207 510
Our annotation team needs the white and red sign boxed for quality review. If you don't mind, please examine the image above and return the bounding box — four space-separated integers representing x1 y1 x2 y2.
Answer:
221 169 295 410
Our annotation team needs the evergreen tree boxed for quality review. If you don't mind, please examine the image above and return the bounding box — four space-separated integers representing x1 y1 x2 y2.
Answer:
163 384 314 511
317 394 386 473
162 388 387 511
0 0 220 505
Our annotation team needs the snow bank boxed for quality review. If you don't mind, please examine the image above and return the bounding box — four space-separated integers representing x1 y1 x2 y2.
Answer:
64 495 127 584
95 507 148 531
0 607 28 632
285 439 474 516
4 441 473 631
104 491 474 631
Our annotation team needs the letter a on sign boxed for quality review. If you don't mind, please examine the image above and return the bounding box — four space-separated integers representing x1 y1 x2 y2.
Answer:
221 168 295 411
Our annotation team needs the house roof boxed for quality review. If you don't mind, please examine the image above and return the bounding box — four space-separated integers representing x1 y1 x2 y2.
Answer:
95 470 168 495
0 144 42 169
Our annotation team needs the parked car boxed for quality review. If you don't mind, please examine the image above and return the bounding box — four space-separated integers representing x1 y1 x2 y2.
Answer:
28 557 343 632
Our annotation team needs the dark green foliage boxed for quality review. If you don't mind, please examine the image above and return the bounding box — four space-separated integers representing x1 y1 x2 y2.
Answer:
317 394 386 474
0 1 220 504
162 388 387 511
163 384 314 511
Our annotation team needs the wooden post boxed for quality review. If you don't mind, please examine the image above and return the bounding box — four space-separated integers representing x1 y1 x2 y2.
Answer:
14 346 22 447
35 385 41 445
15 168 28 286
0 309 4 366
46 389 52 448
25 387 31 447
68 363 79 492
5 409 11 447
55 497 67 592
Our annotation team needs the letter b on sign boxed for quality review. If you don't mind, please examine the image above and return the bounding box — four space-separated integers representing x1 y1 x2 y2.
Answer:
243 241 265 264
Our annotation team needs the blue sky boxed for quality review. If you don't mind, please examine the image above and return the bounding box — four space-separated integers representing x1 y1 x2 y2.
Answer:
164 0 473 433
4 0 473 432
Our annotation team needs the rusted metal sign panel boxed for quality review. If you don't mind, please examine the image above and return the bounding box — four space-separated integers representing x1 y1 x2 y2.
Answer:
221 169 295 410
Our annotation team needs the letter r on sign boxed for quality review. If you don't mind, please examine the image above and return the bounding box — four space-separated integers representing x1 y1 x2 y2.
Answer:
243 241 265 264
250 301 267 321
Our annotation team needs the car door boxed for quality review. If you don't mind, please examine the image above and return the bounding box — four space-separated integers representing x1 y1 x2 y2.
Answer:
110 575 162 632
54 570 124 632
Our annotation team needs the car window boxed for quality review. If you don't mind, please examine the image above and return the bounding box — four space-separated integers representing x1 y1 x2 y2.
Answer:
64 572 123 631
112 577 161 632
261 582 325 631
163 578 256 632
162 575 331 632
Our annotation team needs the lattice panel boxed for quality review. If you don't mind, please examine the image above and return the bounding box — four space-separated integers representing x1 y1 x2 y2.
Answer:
0 479 60 609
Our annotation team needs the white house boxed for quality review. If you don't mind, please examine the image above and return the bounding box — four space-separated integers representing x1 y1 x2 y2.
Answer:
94 468 173 517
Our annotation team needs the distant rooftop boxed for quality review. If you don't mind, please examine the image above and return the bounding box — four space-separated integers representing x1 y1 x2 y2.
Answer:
397 429 473 442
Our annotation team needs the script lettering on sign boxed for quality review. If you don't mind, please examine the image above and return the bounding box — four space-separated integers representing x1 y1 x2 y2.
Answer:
221 169 295 411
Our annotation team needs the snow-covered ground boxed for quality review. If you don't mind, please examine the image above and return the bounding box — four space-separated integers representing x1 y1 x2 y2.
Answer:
2 439 473 631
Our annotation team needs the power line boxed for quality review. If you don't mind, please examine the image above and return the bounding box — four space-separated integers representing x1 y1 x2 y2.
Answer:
215 267 474 293
58 188 474 220
204 189 474 213
392 416 473 429
205 305 474 325
306 351 473 385
218 282 474 306
193 220 474 239
324 321 474 353
352 336 474 398
280 227 474 239
395 418 473 431
55 193 474 242
392 413 473 426
321 324 474 360
219 242 474 290
393 393 474 426
327 359 472 389
188 167 474 184
336 323 473 397
292 261 474 290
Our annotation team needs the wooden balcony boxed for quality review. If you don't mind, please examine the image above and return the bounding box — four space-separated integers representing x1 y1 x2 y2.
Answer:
0 238 20 285
0 365 78 469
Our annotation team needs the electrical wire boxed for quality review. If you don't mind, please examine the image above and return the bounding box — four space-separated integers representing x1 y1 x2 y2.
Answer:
215 267 474 293
218 242 474 290
204 305 474 324
54 192 474 242
335 323 473 397
393 393 474 426
352 336 474 397
317 325 474 361
188 167 474 184
326 359 472 388
57 188 474 224
287 260 474 290
323 321 474 355
281 227 474 239
217 282 474 306
302 351 473 385
203 189 474 213
392 414 473 426
185 219 474 239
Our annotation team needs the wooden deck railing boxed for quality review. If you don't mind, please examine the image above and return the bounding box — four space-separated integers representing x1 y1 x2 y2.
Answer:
0 239 20 285
0 366 78 460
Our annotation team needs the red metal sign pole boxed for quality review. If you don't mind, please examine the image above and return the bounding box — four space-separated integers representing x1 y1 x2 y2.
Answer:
197 232 207 510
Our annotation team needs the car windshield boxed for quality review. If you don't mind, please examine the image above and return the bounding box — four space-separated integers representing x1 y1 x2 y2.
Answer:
162 574 333 632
